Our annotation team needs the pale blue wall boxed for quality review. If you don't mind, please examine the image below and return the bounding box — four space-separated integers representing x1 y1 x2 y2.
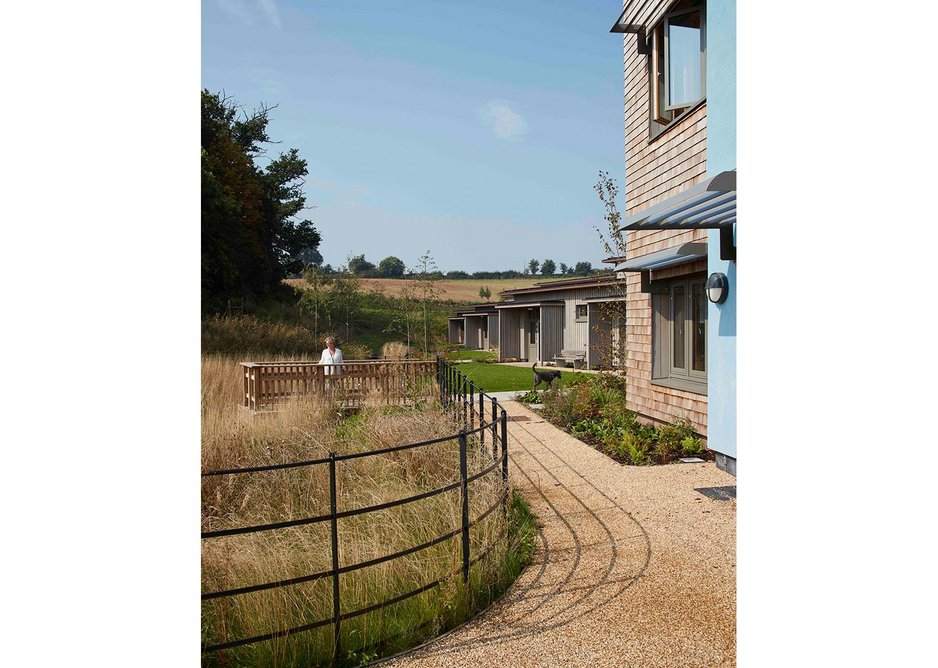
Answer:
706 0 736 460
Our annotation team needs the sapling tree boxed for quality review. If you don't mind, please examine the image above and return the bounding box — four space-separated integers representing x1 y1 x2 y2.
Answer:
591 170 628 370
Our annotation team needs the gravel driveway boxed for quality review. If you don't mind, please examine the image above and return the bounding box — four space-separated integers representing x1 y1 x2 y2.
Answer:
379 399 736 668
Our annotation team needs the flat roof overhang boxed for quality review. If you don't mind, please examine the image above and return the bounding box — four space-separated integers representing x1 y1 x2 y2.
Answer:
618 170 737 261
494 300 565 309
615 242 708 295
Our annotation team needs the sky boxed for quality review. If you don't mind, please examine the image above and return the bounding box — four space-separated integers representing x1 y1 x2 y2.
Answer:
202 0 625 273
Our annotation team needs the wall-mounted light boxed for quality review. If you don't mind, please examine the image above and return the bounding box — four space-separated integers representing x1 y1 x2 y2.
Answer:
706 272 729 304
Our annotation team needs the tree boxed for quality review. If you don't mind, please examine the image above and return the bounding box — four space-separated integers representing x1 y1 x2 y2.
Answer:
479 285 492 301
527 259 540 275
573 261 593 276
559 262 568 275
300 247 323 267
410 251 444 354
348 254 375 275
541 259 556 276
377 256 405 278
299 265 333 339
201 90 322 312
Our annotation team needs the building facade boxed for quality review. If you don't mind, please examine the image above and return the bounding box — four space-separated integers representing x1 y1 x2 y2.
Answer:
611 0 736 473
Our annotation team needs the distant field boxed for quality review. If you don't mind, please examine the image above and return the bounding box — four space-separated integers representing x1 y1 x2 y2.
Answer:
285 277 566 303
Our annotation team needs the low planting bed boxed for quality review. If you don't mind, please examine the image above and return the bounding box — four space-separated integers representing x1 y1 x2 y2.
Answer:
518 373 711 466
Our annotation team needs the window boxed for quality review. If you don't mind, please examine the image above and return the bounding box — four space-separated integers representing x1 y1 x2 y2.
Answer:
650 1 706 133
652 275 707 393
575 304 588 321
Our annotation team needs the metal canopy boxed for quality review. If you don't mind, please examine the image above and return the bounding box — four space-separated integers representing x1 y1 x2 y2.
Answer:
614 242 707 273
494 300 564 310
618 171 736 232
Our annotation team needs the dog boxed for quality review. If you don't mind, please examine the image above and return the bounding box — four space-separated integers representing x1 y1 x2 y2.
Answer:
532 363 562 391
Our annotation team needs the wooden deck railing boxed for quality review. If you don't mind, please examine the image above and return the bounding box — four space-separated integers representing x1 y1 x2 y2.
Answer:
240 359 437 412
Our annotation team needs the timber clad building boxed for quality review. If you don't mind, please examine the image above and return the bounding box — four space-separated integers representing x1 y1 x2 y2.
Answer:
447 276 626 369
611 0 736 473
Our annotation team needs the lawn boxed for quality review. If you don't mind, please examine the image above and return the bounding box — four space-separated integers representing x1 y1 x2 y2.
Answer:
450 349 498 362
456 362 583 393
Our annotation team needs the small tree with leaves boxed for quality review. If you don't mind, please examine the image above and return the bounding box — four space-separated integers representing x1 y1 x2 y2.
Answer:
479 285 492 301
590 170 628 369
541 259 556 276
559 262 568 275
409 251 445 355
527 259 540 275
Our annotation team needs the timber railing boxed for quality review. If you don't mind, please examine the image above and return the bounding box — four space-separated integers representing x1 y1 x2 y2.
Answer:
241 359 437 412
203 356 509 665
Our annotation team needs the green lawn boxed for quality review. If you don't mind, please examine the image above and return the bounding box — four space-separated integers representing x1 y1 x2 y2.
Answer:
455 362 583 393
450 349 498 362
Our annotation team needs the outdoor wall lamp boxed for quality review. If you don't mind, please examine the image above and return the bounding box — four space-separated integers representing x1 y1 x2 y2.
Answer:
706 272 729 304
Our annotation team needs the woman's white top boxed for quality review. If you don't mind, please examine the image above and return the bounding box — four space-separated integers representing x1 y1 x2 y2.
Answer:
319 347 343 375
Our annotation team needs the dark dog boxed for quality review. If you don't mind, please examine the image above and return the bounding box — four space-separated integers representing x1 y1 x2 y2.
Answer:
532 363 562 391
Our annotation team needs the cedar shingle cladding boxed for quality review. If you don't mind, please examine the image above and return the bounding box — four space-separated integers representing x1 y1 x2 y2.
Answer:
622 30 709 435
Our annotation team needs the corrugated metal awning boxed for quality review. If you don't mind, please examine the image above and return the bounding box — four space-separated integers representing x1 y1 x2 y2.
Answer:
618 171 736 232
614 242 707 273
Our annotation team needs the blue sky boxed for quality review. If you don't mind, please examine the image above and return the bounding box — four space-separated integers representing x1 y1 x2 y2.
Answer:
202 0 625 272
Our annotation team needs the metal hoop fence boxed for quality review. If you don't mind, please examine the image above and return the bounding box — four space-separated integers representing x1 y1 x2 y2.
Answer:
201 356 509 665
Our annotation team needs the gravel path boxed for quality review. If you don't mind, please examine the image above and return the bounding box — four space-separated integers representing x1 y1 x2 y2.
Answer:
381 400 736 668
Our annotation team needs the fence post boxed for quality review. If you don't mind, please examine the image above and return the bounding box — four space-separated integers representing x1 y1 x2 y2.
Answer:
491 397 498 461
459 430 470 585
329 452 341 667
462 378 468 430
468 381 476 432
500 409 509 519
478 386 485 452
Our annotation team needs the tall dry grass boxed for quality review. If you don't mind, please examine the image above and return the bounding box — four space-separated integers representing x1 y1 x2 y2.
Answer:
201 356 515 667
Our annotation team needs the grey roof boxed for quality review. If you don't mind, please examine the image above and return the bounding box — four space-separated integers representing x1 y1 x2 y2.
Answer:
614 242 707 272
619 170 736 232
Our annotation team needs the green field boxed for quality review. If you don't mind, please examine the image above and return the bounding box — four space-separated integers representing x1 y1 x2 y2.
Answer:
450 349 498 362
455 362 584 393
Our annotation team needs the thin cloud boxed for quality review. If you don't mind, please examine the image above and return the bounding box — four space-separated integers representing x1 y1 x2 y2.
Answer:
215 0 253 25
214 0 281 27
256 0 281 28
246 66 283 95
478 100 529 141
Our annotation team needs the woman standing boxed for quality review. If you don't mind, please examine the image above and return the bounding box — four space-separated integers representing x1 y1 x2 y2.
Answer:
319 336 344 376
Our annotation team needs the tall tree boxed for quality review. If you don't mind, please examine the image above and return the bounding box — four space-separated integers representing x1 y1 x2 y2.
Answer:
201 90 322 312
541 259 556 276
559 262 568 275
573 261 593 276
348 254 376 275
377 256 405 278
527 259 540 275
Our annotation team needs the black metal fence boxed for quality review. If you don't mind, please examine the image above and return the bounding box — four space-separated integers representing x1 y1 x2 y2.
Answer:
201 356 509 665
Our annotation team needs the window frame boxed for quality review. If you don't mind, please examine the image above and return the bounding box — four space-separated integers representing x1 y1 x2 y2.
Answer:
574 304 588 322
648 1 706 140
652 274 707 394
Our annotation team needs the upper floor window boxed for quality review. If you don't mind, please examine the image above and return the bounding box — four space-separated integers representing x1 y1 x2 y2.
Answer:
650 1 706 133
575 304 588 321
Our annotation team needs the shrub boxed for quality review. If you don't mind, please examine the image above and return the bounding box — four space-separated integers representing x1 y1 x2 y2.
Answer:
680 436 705 456
382 341 411 359
618 431 651 465
514 389 542 404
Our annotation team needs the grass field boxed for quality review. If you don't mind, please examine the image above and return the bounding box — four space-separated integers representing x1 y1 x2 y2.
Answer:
285 277 580 303
455 362 584 393
449 349 498 362
201 356 535 665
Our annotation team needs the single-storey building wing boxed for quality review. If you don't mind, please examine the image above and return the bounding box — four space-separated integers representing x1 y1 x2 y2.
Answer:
494 276 626 368
447 304 499 351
